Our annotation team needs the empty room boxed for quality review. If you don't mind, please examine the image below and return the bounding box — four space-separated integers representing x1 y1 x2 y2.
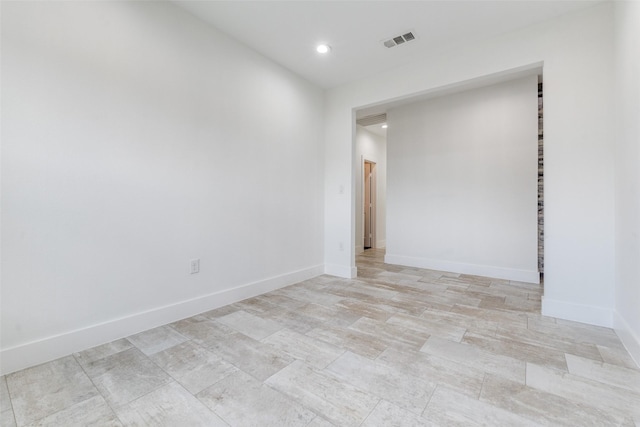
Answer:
1 1 639 425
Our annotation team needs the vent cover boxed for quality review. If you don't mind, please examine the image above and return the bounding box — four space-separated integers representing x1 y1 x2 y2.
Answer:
383 31 416 48
356 113 387 127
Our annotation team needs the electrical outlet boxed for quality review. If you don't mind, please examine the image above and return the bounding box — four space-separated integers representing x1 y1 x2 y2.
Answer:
339 242 344 251
190 259 200 274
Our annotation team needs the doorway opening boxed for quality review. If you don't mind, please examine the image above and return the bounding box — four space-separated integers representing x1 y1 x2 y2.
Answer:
364 160 376 250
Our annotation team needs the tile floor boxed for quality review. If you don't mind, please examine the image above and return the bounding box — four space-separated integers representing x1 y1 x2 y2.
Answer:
1 249 639 426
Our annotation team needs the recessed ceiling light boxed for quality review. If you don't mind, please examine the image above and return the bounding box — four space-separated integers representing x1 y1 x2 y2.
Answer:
316 44 331 54
382 124 388 129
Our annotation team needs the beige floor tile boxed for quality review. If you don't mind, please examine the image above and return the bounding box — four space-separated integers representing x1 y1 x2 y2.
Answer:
259 308 325 334
169 315 236 347
306 416 336 427
198 370 315 427
306 324 388 359
565 353 640 393
529 317 624 349
449 304 528 329
390 291 456 312
73 339 133 368
462 330 568 371
265 360 379 427
262 328 344 369
24 395 121 427
377 271 424 283
252 293 308 311
150 340 237 394
1 409 16 427
348 317 431 350
361 400 433 427
387 313 467 342
127 325 189 356
82 347 171 407
420 307 498 335
272 285 344 307
0 376 10 412
423 386 539 426
421 336 526 384
207 331 294 381
495 324 602 361
480 373 630 426
295 303 361 329
116 381 227 426
199 305 239 319
216 310 284 340
526 362 640 420
598 344 640 370
334 299 395 321
6 356 98 426
377 347 484 398
348 281 400 300
231 297 280 316
326 351 435 415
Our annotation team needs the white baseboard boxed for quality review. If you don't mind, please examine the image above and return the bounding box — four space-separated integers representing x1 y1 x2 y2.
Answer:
384 254 539 284
0 264 324 376
375 239 386 249
613 311 640 369
541 296 613 328
356 245 364 254
324 263 357 278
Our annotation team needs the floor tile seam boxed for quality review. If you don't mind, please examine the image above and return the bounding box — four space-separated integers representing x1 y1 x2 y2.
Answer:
71 339 135 369
355 399 383 427
564 353 640 392
258 377 328 421
526 360 640 402
68 353 128 427
3 376 19 426
127 326 191 357
205 340 298 384
15 393 99 427
1 408 18 427
460 336 570 372
121 379 228 426
476 379 574 427
527 324 622 345
260 371 341 425
192 385 237 427
326 352 437 406
501 331 610 359
522 371 640 423
261 329 348 364
420 338 527 384
419 384 440 419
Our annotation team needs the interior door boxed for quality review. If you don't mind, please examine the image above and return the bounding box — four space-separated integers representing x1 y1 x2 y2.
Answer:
364 162 372 249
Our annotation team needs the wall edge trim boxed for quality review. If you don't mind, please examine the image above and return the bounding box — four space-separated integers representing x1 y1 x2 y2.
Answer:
0 264 324 375
384 253 539 283
541 296 613 328
324 263 357 279
613 310 640 369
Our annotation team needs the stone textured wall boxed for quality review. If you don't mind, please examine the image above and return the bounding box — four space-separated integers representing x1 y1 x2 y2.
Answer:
538 82 544 273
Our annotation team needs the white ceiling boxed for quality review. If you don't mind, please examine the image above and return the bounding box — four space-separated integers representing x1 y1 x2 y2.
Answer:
174 0 602 89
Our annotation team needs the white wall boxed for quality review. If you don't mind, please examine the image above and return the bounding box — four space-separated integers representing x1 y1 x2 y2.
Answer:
324 4 615 326
385 76 538 283
354 126 387 253
1 1 324 374
613 1 640 366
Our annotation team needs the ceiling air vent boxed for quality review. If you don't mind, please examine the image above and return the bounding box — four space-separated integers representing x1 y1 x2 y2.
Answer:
383 31 417 48
356 113 387 127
